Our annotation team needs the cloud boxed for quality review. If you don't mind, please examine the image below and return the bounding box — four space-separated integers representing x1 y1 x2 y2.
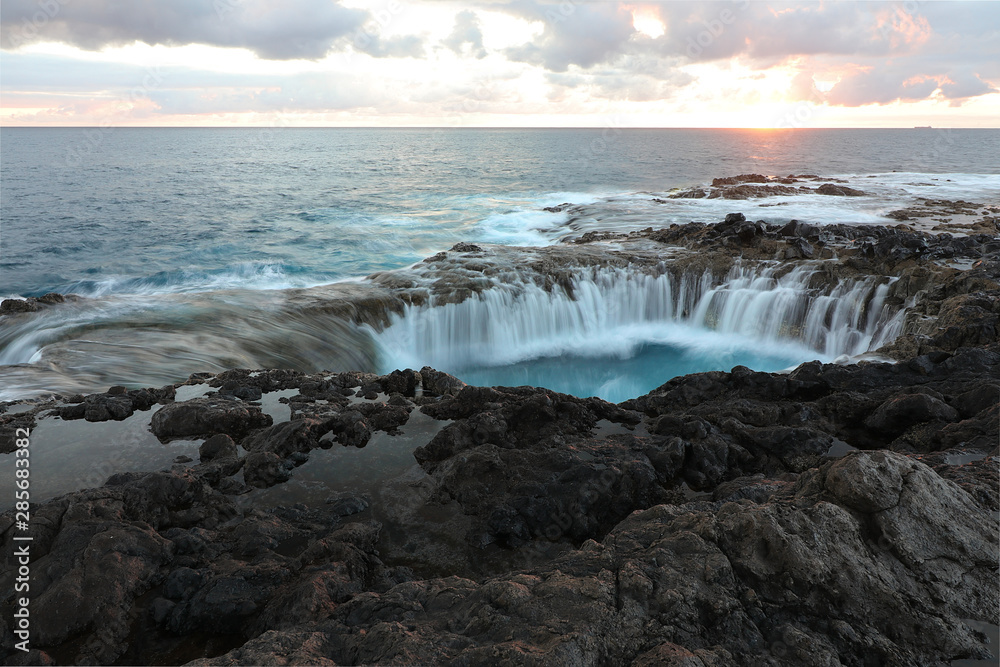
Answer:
0 51 385 121
484 1 998 106
501 1 636 71
939 69 995 101
442 9 486 58
786 71 823 103
0 0 372 60
825 68 940 106
355 33 426 59
3 1 998 124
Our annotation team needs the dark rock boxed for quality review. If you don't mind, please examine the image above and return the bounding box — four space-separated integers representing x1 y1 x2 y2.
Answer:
450 242 483 253
84 395 134 422
784 237 814 259
542 203 573 213
36 292 66 305
668 188 707 199
710 184 798 199
3 221 999 665
736 221 759 245
199 434 238 462
0 412 36 454
243 451 291 488
777 219 817 237
724 212 747 224
58 402 87 420
420 366 467 396
191 451 996 667
0 298 40 314
323 411 371 448
382 368 421 397
220 384 263 401
241 419 324 458
326 492 371 517
713 174 769 186
865 393 961 436
817 183 867 196
164 567 204 600
151 397 272 441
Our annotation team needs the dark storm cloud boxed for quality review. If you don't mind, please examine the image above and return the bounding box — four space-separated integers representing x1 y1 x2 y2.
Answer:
0 0 383 60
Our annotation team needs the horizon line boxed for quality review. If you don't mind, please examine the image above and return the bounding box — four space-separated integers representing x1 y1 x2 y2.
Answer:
2 125 994 130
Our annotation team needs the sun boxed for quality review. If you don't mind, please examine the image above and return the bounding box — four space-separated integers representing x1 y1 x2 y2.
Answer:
630 7 666 39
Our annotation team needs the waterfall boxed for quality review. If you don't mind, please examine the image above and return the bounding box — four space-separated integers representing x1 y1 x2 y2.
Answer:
374 261 905 374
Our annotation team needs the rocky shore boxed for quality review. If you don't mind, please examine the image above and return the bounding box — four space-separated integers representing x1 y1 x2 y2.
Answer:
1 219 998 666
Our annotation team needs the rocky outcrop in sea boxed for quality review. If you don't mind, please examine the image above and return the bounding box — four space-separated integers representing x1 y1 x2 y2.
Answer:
1 218 997 666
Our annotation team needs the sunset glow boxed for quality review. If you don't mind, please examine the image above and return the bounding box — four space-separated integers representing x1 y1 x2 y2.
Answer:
1 0 997 127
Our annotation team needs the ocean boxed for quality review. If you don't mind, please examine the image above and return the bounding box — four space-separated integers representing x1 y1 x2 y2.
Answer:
2 127 999 402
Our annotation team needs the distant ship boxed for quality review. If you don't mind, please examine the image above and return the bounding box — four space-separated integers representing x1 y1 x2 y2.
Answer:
914 125 932 129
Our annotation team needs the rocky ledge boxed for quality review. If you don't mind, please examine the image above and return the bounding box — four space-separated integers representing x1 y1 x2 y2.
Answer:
1 222 998 666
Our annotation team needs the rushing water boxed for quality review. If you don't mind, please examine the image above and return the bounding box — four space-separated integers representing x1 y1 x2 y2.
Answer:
374 261 904 403
2 128 998 401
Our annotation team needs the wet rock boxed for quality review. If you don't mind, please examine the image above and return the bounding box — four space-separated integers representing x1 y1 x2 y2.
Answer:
36 292 66 305
30 521 175 664
321 410 372 448
243 451 291 488
542 203 573 213
420 366 467 396
0 412 35 454
193 451 996 667
864 392 960 436
84 394 134 421
151 396 273 441
0 298 40 314
199 434 238 462
382 368 421 397
219 381 263 401
451 242 483 253
817 183 867 196
736 221 760 245
2 221 999 665
709 183 798 199
326 492 371 517
241 419 324 458
777 219 817 237
668 188 707 199
713 174 770 186
0 293 70 315
784 237 814 259
55 385 174 422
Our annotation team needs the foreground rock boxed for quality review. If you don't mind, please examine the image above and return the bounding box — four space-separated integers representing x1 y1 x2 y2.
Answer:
195 450 996 667
1 346 997 665
3 443 993 665
1 220 998 665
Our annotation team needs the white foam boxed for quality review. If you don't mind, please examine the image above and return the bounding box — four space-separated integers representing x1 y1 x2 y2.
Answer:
374 262 903 375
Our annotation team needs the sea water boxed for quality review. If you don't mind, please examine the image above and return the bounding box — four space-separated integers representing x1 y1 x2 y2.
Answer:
1 128 998 401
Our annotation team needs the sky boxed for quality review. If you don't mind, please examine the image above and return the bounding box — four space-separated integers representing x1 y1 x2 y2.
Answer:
0 0 998 128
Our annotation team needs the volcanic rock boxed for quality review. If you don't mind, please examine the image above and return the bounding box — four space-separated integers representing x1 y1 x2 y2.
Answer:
151 396 273 441
816 182 867 196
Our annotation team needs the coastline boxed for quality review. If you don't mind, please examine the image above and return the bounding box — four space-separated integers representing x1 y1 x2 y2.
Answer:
1 217 998 665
